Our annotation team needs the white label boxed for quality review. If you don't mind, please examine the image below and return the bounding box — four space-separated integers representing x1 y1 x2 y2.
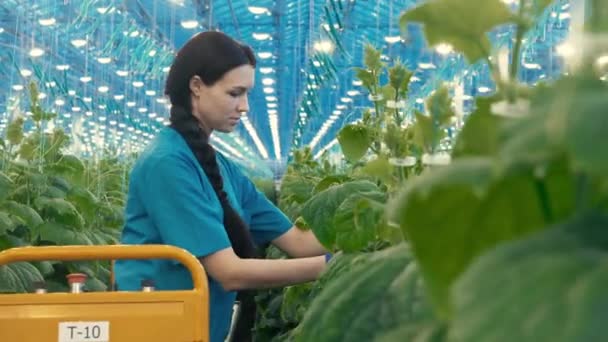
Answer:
59 321 109 342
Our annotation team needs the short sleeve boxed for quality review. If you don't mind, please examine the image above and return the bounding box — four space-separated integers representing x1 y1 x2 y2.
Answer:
139 153 231 258
237 175 292 245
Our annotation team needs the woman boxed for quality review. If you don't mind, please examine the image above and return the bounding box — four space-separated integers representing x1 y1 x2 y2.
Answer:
114 31 329 342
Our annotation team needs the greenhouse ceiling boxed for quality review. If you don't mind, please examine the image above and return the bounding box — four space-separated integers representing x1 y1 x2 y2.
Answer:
0 0 572 177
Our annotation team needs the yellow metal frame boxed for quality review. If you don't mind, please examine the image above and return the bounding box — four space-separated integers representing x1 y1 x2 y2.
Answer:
0 245 210 342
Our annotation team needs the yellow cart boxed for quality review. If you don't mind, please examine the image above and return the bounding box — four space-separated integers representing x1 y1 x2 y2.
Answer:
0 245 209 342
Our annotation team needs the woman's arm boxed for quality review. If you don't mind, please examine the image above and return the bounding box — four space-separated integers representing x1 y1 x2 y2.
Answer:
271 226 328 258
199 247 325 291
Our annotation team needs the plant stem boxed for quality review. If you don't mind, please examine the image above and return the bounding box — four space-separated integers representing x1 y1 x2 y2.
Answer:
534 178 553 224
508 0 527 102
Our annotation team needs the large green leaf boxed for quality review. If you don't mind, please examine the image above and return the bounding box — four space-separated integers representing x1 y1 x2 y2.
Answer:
450 212 608 342
562 76 608 175
2 201 43 228
34 197 85 228
388 157 549 318
333 191 386 252
280 174 319 205
67 186 99 217
400 0 513 63
337 124 372 163
300 180 380 250
0 262 44 293
35 222 93 245
295 245 438 342
452 98 503 158
312 175 351 194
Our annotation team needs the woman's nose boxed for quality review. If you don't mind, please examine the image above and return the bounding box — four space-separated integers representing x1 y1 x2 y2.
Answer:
237 96 249 113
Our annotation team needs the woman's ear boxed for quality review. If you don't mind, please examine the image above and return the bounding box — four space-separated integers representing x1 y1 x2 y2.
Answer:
189 76 203 97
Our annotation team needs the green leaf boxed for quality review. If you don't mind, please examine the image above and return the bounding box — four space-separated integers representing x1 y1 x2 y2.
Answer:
34 197 85 228
33 261 55 277
452 98 503 158
413 112 438 153
18 134 39 161
333 192 386 252
450 212 608 342
85 277 108 292
388 157 548 318
337 124 372 163
389 62 413 96
363 44 383 73
354 67 376 90
0 171 13 201
6 117 25 146
400 0 513 63
0 211 14 235
313 175 351 194
3 201 43 228
301 180 380 249
0 262 44 293
35 222 93 245
280 174 319 204
562 76 608 175
295 246 437 342
361 156 394 184
427 86 455 126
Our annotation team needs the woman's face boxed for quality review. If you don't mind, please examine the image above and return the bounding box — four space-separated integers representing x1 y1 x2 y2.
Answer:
190 64 254 134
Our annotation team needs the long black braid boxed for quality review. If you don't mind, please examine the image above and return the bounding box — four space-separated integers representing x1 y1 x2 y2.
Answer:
165 31 260 341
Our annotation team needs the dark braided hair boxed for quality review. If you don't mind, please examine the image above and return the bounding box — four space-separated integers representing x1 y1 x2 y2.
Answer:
165 31 259 341
165 31 258 259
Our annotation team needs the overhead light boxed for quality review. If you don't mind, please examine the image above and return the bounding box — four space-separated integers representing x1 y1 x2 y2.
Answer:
248 6 269 15
98 57 112 64
265 96 277 102
478 86 492 93
263 87 274 94
435 43 453 55
384 36 401 44
55 99 65 106
346 90 360 96
71 39 87 47
180 20 198 29
257 52 273 59
56 64 70 71
312 60 321 67
145 90 157 96
163 66 170 72
352 80 363 86
80 76 92 83
132 81 144 88
98 86 109 93
38 18 56 26
114 95 125 100
116 70 129 77
252 33 271 40
262 78 275 86
20 69 32 77
313 40 334 53
68 90 76 96
419 62 436 69
267 103 277 108
29 48 44 57
12 85 24 91
259 67 274 74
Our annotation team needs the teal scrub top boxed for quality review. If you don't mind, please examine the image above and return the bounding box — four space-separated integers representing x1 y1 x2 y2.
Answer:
114 127 292 342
